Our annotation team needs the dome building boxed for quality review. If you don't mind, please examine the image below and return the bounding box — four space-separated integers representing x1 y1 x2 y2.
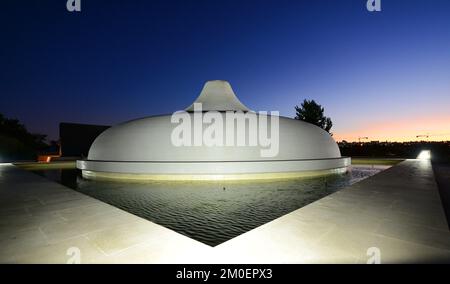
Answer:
77 80 350 180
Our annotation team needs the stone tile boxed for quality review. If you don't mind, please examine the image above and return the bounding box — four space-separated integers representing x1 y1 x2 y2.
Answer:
382 210 449 231
0 211 63 233
375 220 450 250
0 228 49 263
85 219 176 255
13 236 106 264
56 202 122 221
94 240 211 264
26 198 100 216
39 211 134 244
355 235 450 264
34 191 88 206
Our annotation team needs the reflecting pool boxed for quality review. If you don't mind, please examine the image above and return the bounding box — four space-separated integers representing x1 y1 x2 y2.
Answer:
32 166 387 246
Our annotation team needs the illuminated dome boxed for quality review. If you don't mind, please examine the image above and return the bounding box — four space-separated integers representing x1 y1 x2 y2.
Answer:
77 80 350 180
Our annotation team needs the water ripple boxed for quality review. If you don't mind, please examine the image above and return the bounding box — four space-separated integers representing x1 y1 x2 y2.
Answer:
34 167 383 246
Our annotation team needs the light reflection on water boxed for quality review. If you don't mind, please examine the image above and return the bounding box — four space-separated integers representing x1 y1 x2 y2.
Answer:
33 166 386 246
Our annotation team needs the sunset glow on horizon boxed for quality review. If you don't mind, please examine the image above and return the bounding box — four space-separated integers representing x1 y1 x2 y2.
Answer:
333 115 450 142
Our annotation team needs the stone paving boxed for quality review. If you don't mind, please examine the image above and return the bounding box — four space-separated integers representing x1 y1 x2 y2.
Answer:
0 160 449 263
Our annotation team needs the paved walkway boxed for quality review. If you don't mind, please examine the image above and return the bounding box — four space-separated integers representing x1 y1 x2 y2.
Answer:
215 160 450 263
0 164 210 263
0 160 449 263
433 163 450 230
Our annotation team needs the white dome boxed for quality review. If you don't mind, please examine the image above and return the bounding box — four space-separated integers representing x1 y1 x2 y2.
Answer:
77 80 349 180
186 80 250 112
87 115 340 162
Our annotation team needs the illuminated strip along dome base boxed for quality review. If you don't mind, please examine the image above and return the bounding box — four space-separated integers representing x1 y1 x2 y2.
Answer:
77 80 350 181
77 159 350 181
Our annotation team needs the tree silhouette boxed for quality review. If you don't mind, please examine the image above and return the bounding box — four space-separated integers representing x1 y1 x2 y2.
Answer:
0 113 48 161
295 99 333 134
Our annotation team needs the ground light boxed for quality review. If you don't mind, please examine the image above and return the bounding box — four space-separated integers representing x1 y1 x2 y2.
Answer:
417 150 431 160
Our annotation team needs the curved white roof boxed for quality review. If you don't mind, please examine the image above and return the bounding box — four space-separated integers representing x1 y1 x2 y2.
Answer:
78 80 347 180
87 115 340 162
185 80 250 112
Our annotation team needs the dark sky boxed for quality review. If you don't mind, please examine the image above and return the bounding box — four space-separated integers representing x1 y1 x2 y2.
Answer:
1 0 450 141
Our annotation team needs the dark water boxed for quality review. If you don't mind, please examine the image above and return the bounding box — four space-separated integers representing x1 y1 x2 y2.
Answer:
33 167 385 246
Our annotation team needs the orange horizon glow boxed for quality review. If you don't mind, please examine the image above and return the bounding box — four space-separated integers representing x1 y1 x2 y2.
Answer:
333 115 450 143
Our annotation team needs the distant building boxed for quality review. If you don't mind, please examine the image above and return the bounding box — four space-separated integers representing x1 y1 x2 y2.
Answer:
59 122 110 158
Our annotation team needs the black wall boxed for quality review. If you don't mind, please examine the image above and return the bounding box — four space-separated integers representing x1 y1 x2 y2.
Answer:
59 122 110 157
